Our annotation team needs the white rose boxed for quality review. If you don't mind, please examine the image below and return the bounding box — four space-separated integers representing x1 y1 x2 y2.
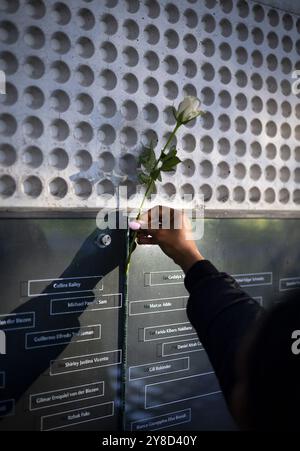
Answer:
174 96 202 124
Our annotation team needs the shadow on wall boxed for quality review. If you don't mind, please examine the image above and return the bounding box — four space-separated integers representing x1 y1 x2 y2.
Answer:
0 218 126 429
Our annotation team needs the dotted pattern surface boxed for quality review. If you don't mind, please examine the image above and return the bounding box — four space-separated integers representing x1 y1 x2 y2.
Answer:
0 0 299 211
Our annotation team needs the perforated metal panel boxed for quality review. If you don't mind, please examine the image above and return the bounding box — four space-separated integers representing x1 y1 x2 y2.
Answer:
0 0 299 212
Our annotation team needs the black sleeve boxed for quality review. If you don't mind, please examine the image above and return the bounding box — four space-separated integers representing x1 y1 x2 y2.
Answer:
185 260 263 407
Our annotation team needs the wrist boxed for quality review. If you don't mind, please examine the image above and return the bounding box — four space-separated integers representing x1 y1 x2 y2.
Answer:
176 249 204 274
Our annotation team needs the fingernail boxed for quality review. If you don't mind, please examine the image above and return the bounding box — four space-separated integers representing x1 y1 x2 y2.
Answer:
129 221 141 230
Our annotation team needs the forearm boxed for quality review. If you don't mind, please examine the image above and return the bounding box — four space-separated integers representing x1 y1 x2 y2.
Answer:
184 260 263 404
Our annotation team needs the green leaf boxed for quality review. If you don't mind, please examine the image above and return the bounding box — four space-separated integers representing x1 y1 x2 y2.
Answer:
138 147 149 165
150 169 160 181
161 156 181 172
138 145 157 172
172 106 178 122
146 180 156 199
157 172 162 182
138 173 151 184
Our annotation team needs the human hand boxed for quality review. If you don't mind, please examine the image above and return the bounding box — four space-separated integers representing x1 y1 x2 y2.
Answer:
129 206 204 273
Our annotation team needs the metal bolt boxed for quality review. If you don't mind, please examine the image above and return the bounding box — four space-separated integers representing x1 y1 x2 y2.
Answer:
95 233 111 248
